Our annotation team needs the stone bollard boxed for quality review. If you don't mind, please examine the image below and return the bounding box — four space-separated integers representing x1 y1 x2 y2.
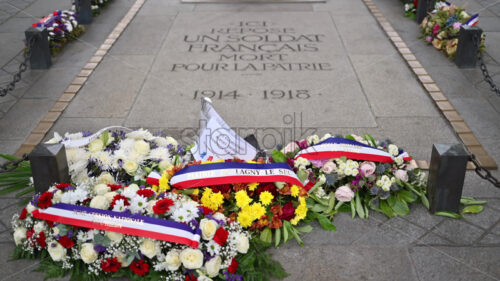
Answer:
24 27 52 69
455 26 483 68
427 144 469 213
416 0 435 24
29 143 70 194
75 0 93 24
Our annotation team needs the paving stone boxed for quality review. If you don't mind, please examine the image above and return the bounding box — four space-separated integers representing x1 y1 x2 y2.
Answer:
21 0 71 18
0 93 17 113
415 231 455 246
270 245 419 281
462 206 500 230
0 32 25 67
430 219 485 244
314 0 369 15
0 16 35 33
109 15 174 55
354 216 427 245
137 0 194 16
409 246 500 281
0 98 53 139
194 3 314 12
478 233 500 245
401 204 444 229
21 66 81 99
0 140 22 155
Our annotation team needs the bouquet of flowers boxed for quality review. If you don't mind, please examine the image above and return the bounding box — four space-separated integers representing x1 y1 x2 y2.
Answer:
31 10 85 56
404 0 417 20
420 1 485 59
270 133 428 220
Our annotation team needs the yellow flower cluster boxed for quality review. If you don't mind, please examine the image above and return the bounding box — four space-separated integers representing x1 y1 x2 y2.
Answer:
200 188 224 211
290 185 300 197
290 197 308 225
259 191 274 206
247 182 259 191
237 202 266 228
235 190 252 208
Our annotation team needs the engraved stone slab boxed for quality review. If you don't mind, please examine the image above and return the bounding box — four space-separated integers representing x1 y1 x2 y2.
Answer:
126 12 376 129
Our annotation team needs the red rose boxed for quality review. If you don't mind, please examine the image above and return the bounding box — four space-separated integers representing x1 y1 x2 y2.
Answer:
256 183 277 196
279 202 295 221
26 229 35 240
36 231 46 248
137 189 155 198
58 236 75 249
130 260 149 276
185 273 197 281
45 220 54 227
19 208 27 220
153 198 174 215
110 194 129 209
101 257 121 273
108 184 123 191
201 206 213 215
37 192 53 209
413 0 418 7
211 184 231 194
228 258 238 274
213 227 229 246
55 183 71 190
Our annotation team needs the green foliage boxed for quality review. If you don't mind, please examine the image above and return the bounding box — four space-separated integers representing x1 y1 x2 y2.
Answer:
270 150 287 163
238 238 289 281
0 154 33 202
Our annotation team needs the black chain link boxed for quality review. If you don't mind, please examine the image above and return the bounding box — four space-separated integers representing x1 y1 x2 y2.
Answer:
0 154 29 173
472 33 500 97
0 36 36 97
469 154 500 188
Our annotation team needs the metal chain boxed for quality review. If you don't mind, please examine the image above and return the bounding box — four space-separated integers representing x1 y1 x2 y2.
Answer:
0 36 36 97
469 154 500 188
472 33 500 97
0 154 29 173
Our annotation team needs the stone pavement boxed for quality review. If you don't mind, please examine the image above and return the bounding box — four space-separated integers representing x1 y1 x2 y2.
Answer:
1 0 500 280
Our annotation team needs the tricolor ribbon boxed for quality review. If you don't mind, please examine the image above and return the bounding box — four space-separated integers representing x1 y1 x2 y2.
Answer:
295 137 411 163
146 171 162 186
169 162 303 189
465 14 479 26
33 203 201 247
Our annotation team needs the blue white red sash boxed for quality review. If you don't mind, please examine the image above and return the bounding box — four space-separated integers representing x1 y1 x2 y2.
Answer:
169 162 303 189
465 14 479 26
295 138 411 163
33 203 200 247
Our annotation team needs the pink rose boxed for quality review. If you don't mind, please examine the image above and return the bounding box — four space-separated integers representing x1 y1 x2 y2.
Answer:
394 169 408 182
282 142 299 154
335 185 355 202
310 159 328 167
321 161 336 174
453 22 462 30
426 35 433 42
359 161 376 177
432 24 440 36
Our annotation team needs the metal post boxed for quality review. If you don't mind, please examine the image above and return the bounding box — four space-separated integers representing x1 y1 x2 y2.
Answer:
455 26 483 68
29 143 70 193
427 144 469 213
24 27 51 69
417 0 435 24
75 0 93 24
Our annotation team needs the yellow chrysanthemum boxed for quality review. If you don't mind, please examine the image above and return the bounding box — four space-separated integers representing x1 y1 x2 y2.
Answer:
250 203 266 220
247 182 259 191
158 172 170 192
192 188 199 195
200 188 224 211
291 197 308 225
211 191 224 207
235 190 252 208
290 185 300 197
259 191 274 206
237 210 254 228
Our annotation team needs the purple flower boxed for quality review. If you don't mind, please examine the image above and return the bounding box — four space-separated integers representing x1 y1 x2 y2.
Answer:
426 36 433 42
94 244 107 253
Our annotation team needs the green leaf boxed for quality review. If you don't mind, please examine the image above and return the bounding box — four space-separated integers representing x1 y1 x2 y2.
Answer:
350 200 356 218
270 150 287 163
100 130 109 146
274 227 281 247
398 189 417 203
93 233 111 247
260 227 272 244
282 224 289 243
460 197 487 205
380 200 395 218
310 203 328 213
420 193 430 209
391 198 410 216
355 193 365 218
315 213 336 231
435 211 462 219
364 134 377 147
344 134 356 141
326 192 336 213
296 225 313 233
334 201 344 211
297 169 309 183
461 205 484 214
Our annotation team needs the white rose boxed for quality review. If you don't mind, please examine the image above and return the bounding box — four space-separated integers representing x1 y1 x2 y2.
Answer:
165 136 178 147
140 239 159 259
26 203 36 214
104 191 117 202
98 172 115 184
134 140 150 156
200 219 218 240
159 160 173 171
80 243 97 264
123 160 139 175
307 135 320 145
89 195 109 210
179 248 204 269
106 231 123 244
165 250 181 271
236 233 249 254
388 144 399 156
34 221 46 233
205 255 221 277
13 227 27 245
47 241 67 261
395 157 403 165
94 183 110 195
53 190 63 203
89 139 104 153
115 251 132 267
212 212 226 221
